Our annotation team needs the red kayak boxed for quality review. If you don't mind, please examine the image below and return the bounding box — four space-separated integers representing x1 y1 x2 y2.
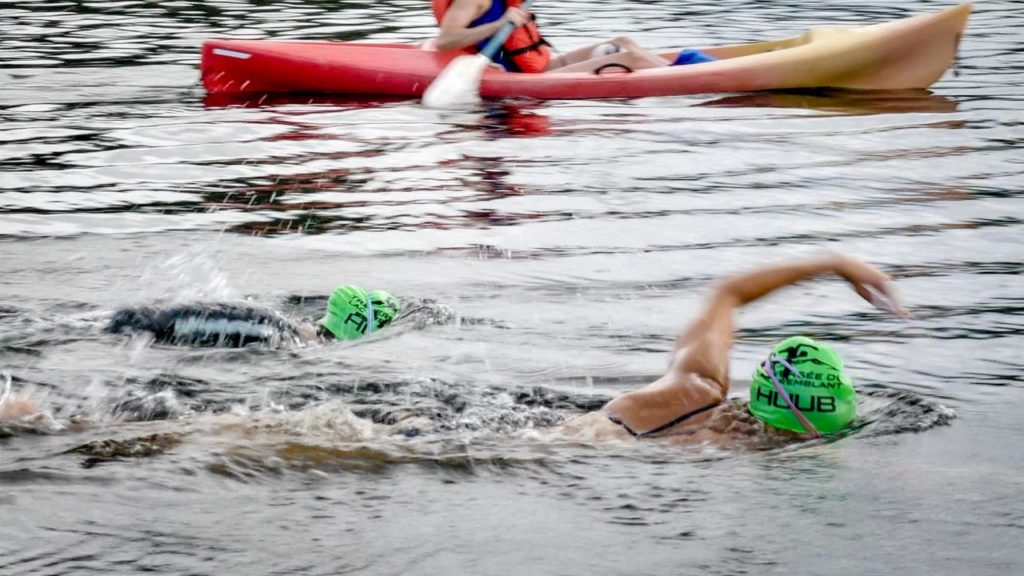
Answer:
201 4 971 100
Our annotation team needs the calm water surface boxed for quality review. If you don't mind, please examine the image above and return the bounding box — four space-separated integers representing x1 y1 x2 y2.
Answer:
1 0 1022 574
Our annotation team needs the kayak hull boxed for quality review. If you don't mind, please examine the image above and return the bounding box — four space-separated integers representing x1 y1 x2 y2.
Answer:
201 4 971 100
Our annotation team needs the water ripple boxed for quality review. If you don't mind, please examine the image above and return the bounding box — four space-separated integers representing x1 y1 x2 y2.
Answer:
1 1 1023 574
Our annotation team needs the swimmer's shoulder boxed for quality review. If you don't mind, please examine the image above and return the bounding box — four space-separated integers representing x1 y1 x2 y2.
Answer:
107 302 302 347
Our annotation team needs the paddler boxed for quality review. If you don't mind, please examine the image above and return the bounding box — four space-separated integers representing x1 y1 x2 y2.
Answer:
560 254 909 444
430 0 685 72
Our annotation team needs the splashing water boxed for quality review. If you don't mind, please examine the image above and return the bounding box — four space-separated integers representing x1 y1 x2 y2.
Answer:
130 247 240 306
0 372 11 409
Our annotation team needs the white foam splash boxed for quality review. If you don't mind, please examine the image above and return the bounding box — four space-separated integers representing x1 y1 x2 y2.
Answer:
123 246 239 306
0 372 11 409
217 399 376 442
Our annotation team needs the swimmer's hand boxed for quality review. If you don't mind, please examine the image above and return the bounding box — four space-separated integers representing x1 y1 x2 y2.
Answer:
0 395 38 421
297 323 321 343
835 255 911 319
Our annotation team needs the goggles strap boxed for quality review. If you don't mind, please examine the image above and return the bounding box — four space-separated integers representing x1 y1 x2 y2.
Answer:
762 355 822 438
365 294 375 335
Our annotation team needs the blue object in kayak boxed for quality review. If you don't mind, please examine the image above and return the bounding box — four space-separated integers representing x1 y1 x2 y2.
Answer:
672 48 716 66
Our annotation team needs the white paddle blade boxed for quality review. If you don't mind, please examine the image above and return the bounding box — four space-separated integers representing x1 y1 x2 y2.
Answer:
422 54 491 109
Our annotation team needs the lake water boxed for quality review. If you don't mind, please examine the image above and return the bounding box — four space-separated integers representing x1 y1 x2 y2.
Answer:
1 1 1022 574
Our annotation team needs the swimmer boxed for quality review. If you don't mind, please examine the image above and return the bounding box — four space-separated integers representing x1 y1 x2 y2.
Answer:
561 253 909 445
0 286 406 425
107 285 400 348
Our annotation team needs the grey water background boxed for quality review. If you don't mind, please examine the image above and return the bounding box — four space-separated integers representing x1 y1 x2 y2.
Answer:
1 0 1022 574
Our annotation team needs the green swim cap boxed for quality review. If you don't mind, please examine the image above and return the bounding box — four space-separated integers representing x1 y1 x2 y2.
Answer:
367 289 400 330
320 285 400 341
748 336 856 435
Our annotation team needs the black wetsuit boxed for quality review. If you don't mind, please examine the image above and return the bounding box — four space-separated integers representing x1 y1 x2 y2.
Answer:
107 304 304 348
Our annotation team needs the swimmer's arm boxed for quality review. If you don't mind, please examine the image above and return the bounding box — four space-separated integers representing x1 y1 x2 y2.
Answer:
673 254 908 391
435 0 529 51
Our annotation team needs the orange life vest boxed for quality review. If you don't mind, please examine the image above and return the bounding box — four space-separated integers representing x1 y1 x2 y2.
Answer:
432 0 551 73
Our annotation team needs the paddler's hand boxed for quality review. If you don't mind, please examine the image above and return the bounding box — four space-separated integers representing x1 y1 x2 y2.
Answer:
834 255 911 319
502 7 531 28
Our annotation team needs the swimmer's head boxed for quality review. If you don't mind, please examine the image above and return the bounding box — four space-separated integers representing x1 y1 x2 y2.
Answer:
748 336 856 436
367 289 400 329
320 285 401 341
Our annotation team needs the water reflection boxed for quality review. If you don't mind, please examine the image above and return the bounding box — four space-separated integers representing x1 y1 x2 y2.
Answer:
481 103 553 138
202 94 410 109
699 89 960 115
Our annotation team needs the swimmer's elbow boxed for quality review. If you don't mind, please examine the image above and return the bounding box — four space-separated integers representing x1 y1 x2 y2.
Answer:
711 279 745 306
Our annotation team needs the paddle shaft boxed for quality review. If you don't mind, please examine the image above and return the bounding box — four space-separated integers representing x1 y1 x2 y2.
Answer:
477 0 536 60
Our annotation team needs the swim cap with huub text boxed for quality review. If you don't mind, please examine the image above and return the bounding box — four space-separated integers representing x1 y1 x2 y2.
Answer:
320 285 400 341
748 336 856 435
